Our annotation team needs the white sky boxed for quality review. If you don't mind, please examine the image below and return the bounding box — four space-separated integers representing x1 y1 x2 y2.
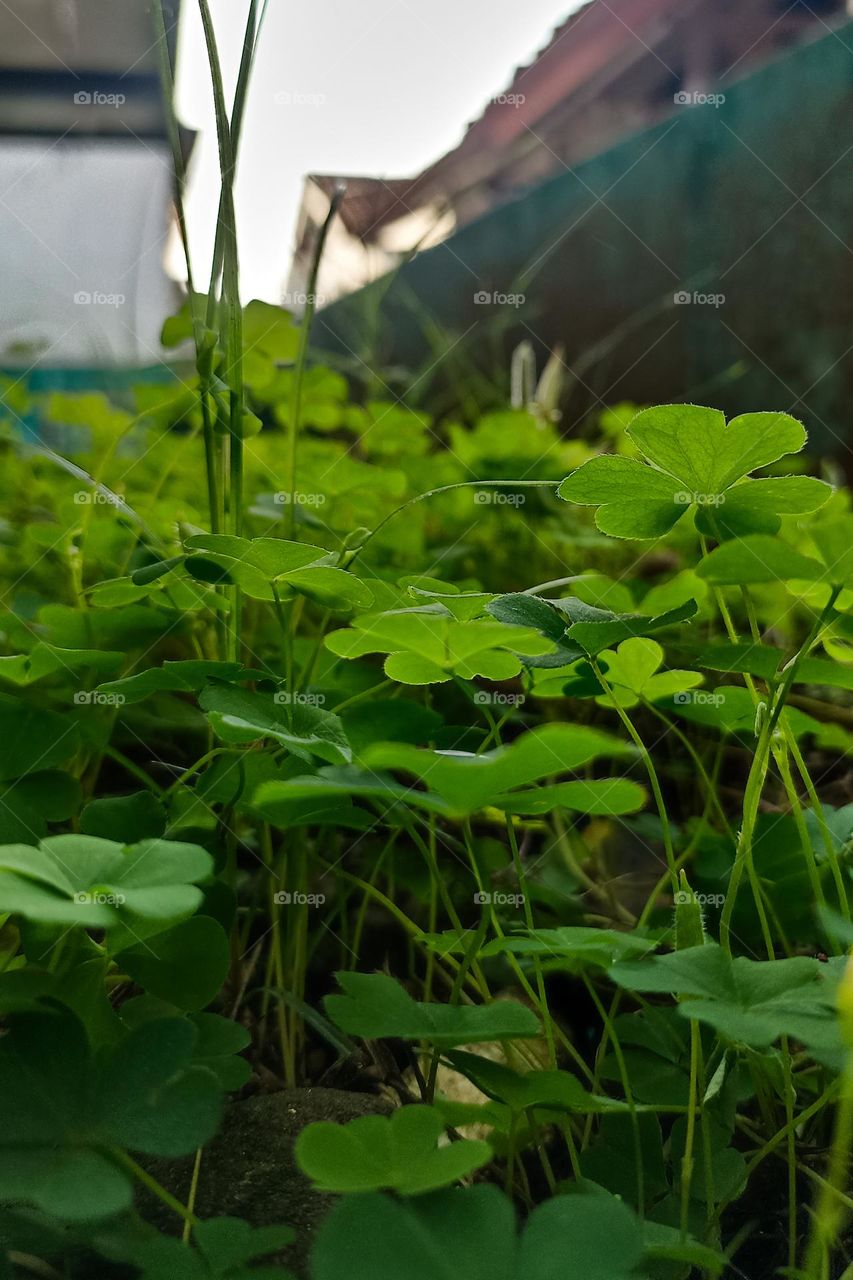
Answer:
174 0 585 301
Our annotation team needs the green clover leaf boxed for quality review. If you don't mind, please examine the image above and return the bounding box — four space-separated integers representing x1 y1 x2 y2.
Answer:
324 971 540 1046
325 611 554 684
198 682 351 765
295 1104 492 1195
358 722 637 815
610 943 840 1057
183 534 373 610
558 405 830 539
592 637 703 709
310 1184 693 1280
254 719 645 820
0 833 212 929
0 1011 222 1220
697 518 853 594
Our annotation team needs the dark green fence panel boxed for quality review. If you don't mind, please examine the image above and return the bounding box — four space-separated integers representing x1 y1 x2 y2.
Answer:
316 22 853 453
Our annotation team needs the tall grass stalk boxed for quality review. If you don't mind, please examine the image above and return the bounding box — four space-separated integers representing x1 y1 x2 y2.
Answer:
196 0 245 660
284 186 346 539
204 1 268 326
152 0 219 533
802 958 853 1277
155 0 266 662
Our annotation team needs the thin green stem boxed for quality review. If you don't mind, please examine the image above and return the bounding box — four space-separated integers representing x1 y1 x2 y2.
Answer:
719 719 775 957
780 1034 798 1272
583 974 645 1216
743 1081 839 1178
645 703 735 840
505 815 556 1069
183 1148 204 1245
103 747 166 796
426 907 489 1102
774 743 828 919
802 1060 853 1278
698 536 810 955
590 659 678 893
680 1018 701 1239
458 821 592 1081
343 481 558 567
109 1148 197 1227
767 587 842 738
204 0 267 323
787 730 851 921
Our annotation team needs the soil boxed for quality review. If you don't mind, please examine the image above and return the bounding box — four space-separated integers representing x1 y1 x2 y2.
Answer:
139 1086 393 1276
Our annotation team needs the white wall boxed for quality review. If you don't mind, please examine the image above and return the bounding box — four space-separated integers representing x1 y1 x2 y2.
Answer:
0 138 178 368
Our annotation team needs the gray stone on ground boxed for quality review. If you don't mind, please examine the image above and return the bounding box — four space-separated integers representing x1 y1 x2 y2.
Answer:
141 1087 392 1276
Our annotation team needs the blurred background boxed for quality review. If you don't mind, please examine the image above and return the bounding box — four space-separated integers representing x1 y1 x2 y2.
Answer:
2 0 853 451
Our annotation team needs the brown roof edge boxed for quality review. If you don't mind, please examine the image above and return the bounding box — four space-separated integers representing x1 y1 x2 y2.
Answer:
415 0 683 185
307 173 427 240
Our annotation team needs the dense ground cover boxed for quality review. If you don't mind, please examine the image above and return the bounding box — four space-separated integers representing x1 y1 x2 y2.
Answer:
1 6 853 1278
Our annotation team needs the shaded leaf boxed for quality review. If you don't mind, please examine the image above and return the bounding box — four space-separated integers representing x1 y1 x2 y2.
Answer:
325 971 540 1047
296 1104 491 1194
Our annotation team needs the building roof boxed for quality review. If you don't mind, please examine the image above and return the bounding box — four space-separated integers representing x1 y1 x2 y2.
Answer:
307 0 687 243
303 0 842 253
308 174 427 242
421 0 682 175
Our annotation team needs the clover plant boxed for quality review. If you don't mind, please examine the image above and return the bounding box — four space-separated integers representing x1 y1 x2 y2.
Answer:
0 8 849 1280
